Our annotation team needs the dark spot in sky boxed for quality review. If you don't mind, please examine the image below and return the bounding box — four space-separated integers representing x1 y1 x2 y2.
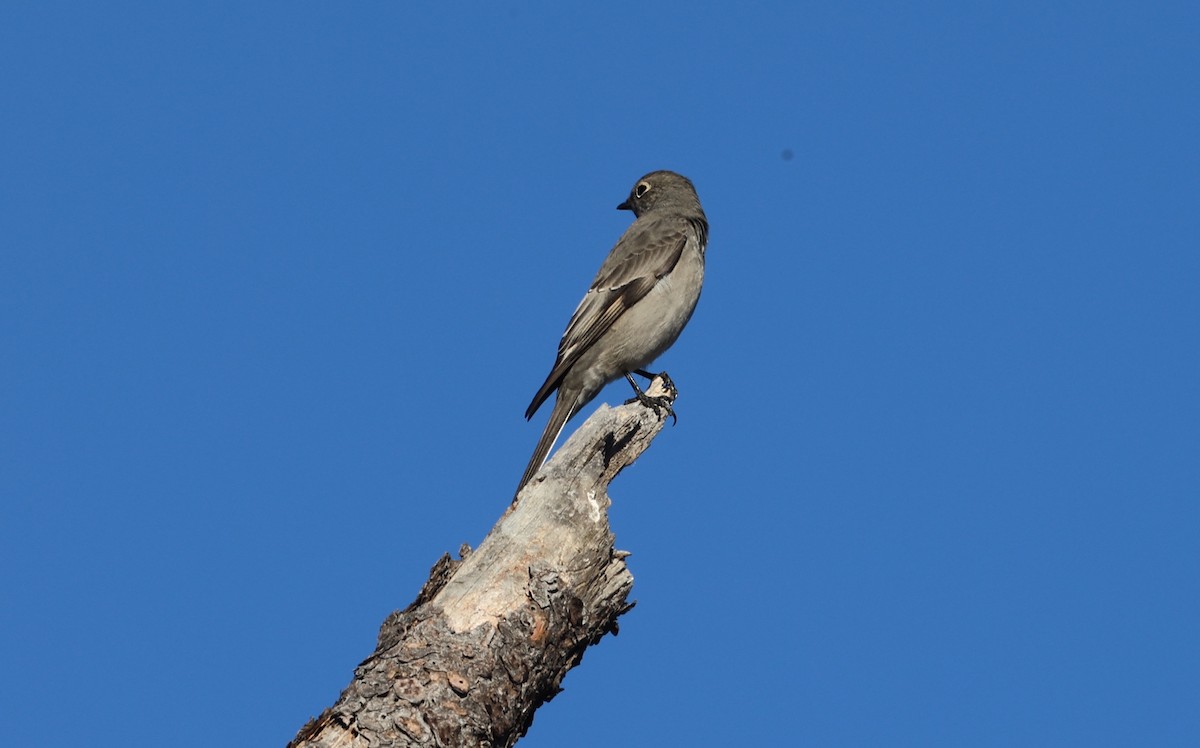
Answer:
781 149 794 161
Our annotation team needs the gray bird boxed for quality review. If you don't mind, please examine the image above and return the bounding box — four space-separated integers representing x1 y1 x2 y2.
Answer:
518 170 708 491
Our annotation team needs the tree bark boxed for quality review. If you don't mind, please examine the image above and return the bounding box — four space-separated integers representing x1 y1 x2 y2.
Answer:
289 376 678 748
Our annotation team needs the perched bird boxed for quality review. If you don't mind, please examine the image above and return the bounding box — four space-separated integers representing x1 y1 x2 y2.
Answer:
518 170 708 491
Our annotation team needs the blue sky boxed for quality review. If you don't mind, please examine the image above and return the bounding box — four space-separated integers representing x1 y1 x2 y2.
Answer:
3 2 1198 745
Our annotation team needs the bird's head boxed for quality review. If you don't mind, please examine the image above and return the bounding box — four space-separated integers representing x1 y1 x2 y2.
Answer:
617 170 701 218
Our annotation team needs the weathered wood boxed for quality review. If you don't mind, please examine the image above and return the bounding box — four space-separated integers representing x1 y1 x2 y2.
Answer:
290 376 678 748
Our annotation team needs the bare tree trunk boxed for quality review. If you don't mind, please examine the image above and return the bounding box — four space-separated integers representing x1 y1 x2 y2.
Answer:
289 376 678 748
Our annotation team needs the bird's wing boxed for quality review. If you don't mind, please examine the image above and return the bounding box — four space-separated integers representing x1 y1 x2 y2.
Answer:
560 221 688 360
525 217 688 419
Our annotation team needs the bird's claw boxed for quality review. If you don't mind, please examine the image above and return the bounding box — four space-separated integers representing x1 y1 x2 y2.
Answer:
624 390 677 424
624 370 679 424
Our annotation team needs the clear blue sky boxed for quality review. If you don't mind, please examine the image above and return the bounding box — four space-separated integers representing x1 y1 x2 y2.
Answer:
3 3 1197 746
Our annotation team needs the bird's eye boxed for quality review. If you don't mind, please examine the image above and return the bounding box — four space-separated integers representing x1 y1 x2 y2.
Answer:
635 182 651 198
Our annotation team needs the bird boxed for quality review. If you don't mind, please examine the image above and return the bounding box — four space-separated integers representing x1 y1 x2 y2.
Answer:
517 170 708 492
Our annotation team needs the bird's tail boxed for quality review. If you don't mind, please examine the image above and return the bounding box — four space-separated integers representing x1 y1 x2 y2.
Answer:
517 394 577 494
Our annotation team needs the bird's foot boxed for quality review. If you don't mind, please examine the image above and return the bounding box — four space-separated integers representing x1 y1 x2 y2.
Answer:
624 371 678 424
625 389 676 420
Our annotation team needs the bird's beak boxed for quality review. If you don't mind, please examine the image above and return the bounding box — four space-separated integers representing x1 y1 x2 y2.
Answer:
617 200 632 211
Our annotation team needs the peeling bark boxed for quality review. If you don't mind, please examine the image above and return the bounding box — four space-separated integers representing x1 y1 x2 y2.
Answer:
290 376 678 748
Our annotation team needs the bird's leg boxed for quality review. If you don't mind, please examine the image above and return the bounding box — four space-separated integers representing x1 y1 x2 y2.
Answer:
623 372 648 398
630 369 676 396
623 371 678 425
